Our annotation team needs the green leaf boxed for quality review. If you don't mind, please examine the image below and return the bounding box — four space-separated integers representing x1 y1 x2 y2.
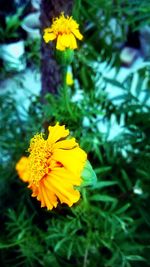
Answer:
126 255 146 262
54 237 69 252
95 166 112 174
81 160 97 187
92 180 118 189
115 203 131 215
104 77 127 90
90 194 117 203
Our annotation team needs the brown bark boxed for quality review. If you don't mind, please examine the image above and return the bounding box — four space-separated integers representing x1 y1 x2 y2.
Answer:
40 0 74 95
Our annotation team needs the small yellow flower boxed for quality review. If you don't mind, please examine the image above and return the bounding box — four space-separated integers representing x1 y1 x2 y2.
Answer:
15 156 29 183
66 67 74 86
43 13 83 51
16 123 87 210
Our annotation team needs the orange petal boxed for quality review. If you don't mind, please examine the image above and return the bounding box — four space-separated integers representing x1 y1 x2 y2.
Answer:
45 172 80 207
37 184 46 207
40 184 54 210
43 179 58 208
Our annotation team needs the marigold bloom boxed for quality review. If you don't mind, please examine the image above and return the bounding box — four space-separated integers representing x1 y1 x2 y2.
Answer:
16 123 87 210
15 156 29 183
43 13 83 51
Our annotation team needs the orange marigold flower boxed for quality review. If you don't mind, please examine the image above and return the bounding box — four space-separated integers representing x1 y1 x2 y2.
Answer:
15 156 29 183
43 13 83 51
16 123 87 210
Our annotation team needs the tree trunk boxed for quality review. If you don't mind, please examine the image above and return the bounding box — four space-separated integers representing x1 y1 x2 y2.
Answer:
40 0 74 95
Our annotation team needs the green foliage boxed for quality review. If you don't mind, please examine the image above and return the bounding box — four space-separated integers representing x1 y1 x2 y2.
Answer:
25 38 41 68
0 8 23 43
73 0 150 64
0 0 150 267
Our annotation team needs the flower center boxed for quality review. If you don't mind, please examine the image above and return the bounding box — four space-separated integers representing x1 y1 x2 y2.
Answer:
28 134 52 185
52 13 77 35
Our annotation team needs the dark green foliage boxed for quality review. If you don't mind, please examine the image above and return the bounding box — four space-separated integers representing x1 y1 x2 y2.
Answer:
0 8 24 43
0 0 150 266
25 38 41 68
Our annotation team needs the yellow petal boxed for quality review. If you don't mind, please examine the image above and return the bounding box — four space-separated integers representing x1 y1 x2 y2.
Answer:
52 146 87 176
72 29 83 40
50 167 82 186
56 35 65 51
43 31 56 43
52 138 77 150
69 33 77 49
59 33 71 48
48 123 69 144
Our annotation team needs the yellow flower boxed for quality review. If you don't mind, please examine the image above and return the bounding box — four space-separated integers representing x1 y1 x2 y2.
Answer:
16 123 87 210
15 156 29 183
43 13 83 51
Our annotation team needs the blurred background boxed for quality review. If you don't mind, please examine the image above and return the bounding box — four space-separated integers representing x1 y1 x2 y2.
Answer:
0 0 150 266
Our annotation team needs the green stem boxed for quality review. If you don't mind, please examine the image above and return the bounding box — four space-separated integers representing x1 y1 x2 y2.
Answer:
82 188 89 209
0 240 24 249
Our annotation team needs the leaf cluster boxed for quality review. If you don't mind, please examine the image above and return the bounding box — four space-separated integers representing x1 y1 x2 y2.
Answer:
0 8 23 43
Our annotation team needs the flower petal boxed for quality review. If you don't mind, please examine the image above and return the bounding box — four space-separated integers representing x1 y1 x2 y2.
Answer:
44 170 80 207
72 29 83 40
69 33 77 49
56 35 65 51
48 123 69 144
40 183 54 210
43 31 56 43
42 180 58 208
52 146 87 176
52 138 77 150
51 167 82 186
60 33 70 48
